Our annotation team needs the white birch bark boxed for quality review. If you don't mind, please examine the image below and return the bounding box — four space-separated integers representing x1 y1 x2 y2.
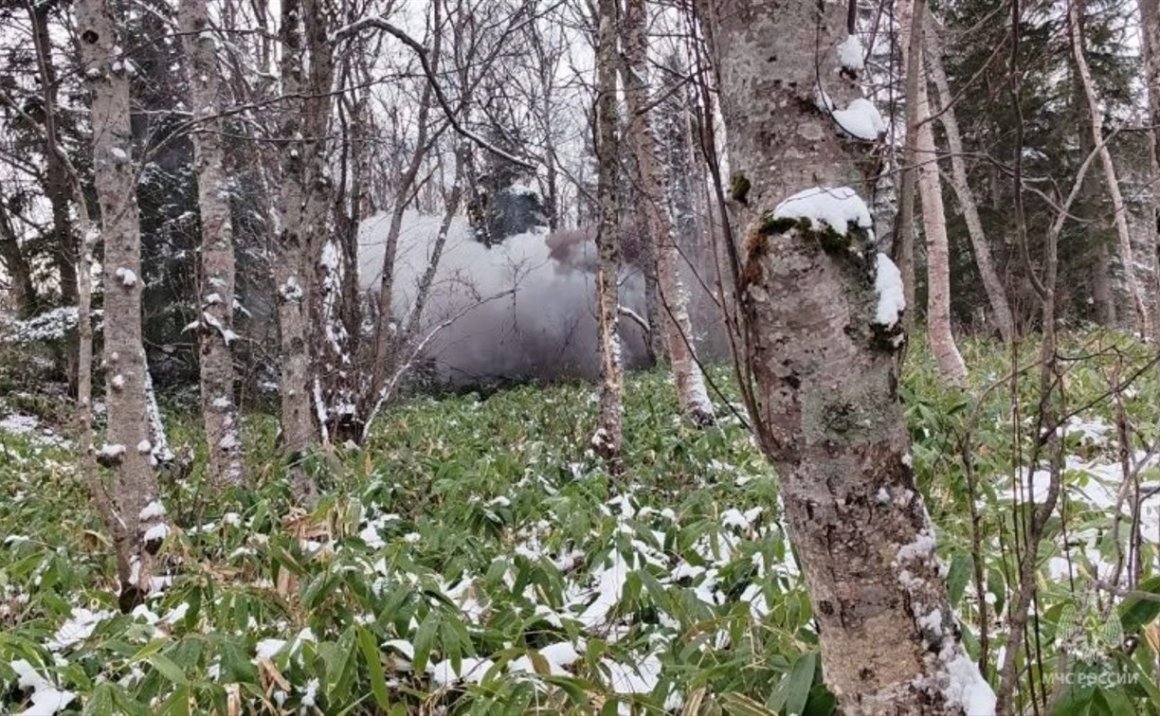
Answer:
181 0 245 485
901 0 967 383
1139 0 1160 330
77 0 164 607
622 0 714 426
925 22 1016 345
1070 0 1151 338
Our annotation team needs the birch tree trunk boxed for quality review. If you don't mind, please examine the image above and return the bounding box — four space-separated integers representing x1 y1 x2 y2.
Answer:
902 0 967 383
1140 0 1160 330
622 0 714 426
925 22 1016 345
275 0 319 468
77 0 164 608
1069 0 1151 338
181 0 245 486
894 0 923 334
591 0 624 467
703 0 993 711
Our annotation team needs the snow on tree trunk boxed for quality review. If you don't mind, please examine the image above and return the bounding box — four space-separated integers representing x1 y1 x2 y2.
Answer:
622 0 714 426
275 0 319 495
301 0 338 449
591 1 624 467
704 0 994 712
1140 0 1160 330
181 0 245 486
902 0 967 383
77 0 163 608
926 23 1016 345
1070 0 1151 338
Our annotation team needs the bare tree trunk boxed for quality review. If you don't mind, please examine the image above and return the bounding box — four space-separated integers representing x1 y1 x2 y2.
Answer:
591 1 624 467
181 0 245 486
894 0 923 334
368 66 438 409
0 196 37 318
703 0 993 711
275 0 318 470
31 3 79 390
1070 0 1150 338
926 22 1016 345
903 0 967 383
622 0 714 425
1093 241 1118 324
1140 0 1160 330
77 0 164 609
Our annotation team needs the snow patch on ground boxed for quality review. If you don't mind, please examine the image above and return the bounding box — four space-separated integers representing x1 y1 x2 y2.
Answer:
9 660 76 715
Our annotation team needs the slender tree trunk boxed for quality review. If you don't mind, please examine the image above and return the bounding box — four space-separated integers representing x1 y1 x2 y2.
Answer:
181 0 245 486
368 72 437 410
591 0 624 468
0 196 37 318
894 0 923 333
703 0 993 711
1070 0 1150 337
1140 0 1160 330
275 0 318 474
77 0 164 609
622 0 714 425
31 4 79 390
302 0 337 450
639 208 667 364
926 23 1016 345
903 0 967 382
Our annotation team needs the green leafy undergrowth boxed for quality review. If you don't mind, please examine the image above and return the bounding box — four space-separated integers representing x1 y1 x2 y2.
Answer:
5 330 1160 715
1 367 821 715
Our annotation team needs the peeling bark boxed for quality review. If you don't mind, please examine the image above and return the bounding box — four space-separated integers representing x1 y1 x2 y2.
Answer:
704 0 990 711
181 0 245 486
77 0 162 607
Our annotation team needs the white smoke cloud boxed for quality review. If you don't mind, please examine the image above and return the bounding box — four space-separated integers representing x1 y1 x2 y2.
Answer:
358 210 649 385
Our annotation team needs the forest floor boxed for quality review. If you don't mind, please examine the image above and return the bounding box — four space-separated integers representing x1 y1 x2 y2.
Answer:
1 330 1158 714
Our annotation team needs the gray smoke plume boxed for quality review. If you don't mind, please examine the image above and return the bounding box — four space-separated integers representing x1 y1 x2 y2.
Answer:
358 211 651 385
